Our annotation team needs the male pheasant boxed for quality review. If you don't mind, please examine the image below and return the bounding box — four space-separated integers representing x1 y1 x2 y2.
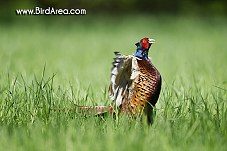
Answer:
79 37 162 124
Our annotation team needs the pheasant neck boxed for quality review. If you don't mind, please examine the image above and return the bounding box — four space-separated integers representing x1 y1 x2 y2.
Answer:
134 49 148 60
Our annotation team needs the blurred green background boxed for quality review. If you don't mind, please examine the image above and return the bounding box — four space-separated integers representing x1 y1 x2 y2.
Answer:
0 1 227 151
1 0 227 16
0 0 226 100
0 0 227 100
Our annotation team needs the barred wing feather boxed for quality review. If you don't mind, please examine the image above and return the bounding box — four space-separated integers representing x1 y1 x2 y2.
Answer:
108 52 133 107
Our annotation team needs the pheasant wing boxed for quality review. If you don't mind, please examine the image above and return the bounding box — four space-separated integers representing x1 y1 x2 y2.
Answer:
108 52 133 107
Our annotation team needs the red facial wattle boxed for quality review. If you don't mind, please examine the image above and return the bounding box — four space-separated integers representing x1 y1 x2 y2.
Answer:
140 38 150 49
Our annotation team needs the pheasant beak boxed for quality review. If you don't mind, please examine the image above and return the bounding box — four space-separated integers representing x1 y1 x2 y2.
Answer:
148 38 155 44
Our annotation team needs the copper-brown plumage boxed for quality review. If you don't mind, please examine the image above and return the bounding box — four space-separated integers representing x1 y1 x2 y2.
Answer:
124 59 161 114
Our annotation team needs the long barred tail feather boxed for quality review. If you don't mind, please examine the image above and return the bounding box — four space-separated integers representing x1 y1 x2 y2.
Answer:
51 105 114 116
78 105 114 115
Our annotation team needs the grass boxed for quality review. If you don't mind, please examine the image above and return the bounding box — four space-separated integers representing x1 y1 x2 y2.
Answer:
0 14 227 151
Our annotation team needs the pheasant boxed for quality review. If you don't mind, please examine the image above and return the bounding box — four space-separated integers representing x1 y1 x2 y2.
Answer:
79 37 162 124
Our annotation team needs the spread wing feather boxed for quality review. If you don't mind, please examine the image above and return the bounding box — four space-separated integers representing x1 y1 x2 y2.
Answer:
108 52 133 107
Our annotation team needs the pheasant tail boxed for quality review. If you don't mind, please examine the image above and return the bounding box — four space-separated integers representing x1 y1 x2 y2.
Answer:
78 106 114 115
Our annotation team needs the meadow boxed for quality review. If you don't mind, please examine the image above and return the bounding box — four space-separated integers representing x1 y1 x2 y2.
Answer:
0 15 226 151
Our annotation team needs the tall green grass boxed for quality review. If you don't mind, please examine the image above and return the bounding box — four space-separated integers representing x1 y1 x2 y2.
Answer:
0 15 226 151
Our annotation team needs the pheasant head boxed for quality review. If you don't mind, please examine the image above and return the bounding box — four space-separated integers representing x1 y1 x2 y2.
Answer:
134 37 155 59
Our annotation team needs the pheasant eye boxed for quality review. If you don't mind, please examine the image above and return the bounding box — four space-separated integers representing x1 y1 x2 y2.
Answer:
141 39 146 44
